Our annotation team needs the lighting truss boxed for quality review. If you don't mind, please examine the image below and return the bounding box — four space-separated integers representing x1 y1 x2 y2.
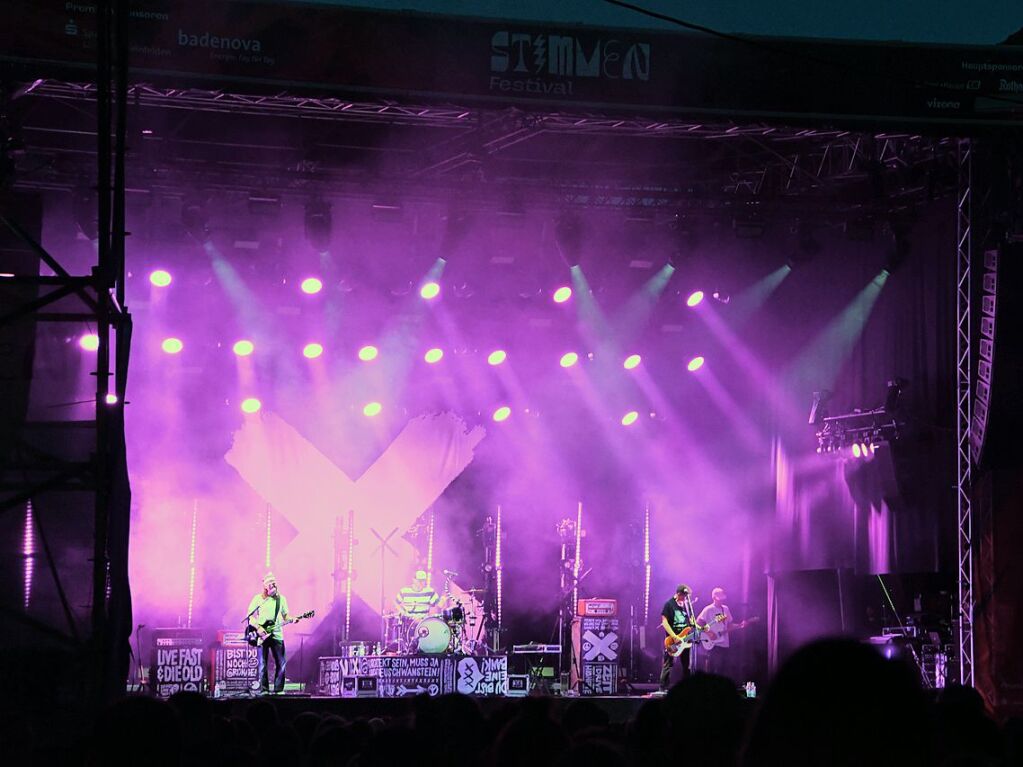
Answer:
955 139 974 687
815 407 901 456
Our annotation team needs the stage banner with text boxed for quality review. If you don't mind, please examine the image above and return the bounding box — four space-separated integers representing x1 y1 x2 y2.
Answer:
318 655 457 697
212 646 260 697
455 655 509 696
1 1 1022 125
150 628 206 697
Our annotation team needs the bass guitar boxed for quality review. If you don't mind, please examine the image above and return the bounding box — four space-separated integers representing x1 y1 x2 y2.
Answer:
245 610 315 647
699 616 760 651
664 612 726 657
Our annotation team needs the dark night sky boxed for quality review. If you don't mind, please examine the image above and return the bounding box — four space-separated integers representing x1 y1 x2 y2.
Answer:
300 0 1022 46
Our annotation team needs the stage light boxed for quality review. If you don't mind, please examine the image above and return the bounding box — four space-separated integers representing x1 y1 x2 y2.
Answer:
624 354 641 370
300 277 323 295
149 269 172 287
162 337 183 354
363 401 382 417
852 443 862 458
303 343 324 359
622 411 639 426
358 345 379 361
424 347 444 364
420 281 441 300
560 352 579 368
487 350 507 366
860 442 870 456
105 393 118 405
686 290 705 308
687 355 704 372
712 290 731 304
79 333 100 351
493 406 511 422
553 286 572 303
233 339 254 357
241 398 262 414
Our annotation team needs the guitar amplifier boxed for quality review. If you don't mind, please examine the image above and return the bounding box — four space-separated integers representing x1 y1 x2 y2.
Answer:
577 598 617 617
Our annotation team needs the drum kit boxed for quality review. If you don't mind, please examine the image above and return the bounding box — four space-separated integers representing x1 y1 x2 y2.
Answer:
374 590 483 655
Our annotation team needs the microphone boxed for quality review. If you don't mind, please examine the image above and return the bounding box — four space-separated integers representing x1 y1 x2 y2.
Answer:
443 569 459 577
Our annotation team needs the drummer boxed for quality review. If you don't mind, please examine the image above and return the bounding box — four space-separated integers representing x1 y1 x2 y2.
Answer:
395 569 440 619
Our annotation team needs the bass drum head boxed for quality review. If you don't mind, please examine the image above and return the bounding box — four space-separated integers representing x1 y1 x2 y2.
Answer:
415 616 452 654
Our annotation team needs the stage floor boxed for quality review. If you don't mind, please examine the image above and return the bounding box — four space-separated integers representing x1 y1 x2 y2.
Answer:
208 692 657 723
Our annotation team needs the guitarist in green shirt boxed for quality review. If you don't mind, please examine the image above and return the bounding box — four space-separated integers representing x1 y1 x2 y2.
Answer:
247 572 290 694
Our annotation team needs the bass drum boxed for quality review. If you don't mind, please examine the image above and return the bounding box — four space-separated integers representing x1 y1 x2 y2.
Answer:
413 616 452 654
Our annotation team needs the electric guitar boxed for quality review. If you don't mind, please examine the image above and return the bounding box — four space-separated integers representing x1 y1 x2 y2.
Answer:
664 612 726 657
245 610 315 647
699 616 760 651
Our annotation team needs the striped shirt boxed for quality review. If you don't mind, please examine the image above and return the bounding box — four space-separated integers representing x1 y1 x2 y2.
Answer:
396 586 439 617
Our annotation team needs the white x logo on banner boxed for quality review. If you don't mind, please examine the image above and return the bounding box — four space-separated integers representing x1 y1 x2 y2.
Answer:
582 629 620 662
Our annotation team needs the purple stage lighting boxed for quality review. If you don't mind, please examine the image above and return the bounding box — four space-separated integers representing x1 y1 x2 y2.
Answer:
487 350 507 366
232 339 254 357
424 347 444 364
553 286 572 304
420 281 441 300
623 354 641 370
621 411 639 426
105 393 118 405
79 333 100 352
560 352 579 368
358 345 379 361
162 337 184 355
363 401 382 417
303 343 324 359
492 406 511 422
686 290 705 307
300 277 323 295
149 269 172 287
241 398 262 414
852 443 862 458
686 355 705 372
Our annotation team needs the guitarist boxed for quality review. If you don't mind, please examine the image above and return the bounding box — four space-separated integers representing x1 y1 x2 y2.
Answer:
659 583 697 692
696 587 734 676
246 572 290 694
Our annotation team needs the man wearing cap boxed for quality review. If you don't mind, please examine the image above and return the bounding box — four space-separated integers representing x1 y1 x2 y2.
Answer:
395 569 440 620
697 587 735 677
247 572 290 694
659 583 697 692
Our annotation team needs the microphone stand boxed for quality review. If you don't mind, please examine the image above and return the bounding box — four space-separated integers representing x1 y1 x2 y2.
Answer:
684 592 698 675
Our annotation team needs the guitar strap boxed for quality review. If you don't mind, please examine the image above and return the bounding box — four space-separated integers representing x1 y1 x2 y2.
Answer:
272 594 281 626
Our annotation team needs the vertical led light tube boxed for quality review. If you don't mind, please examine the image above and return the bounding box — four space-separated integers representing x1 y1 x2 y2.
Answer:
496 505 504 633
426 509 436 588
24 500 35 610
187 500 198 627
644 502 651 624
572 501 583 609
265 504 272 569
345 510 355 641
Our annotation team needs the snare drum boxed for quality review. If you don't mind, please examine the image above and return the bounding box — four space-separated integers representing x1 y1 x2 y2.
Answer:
413 616 452 654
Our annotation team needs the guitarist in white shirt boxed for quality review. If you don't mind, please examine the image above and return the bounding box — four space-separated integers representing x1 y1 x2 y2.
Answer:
696 587 734 676
247 572 290 694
